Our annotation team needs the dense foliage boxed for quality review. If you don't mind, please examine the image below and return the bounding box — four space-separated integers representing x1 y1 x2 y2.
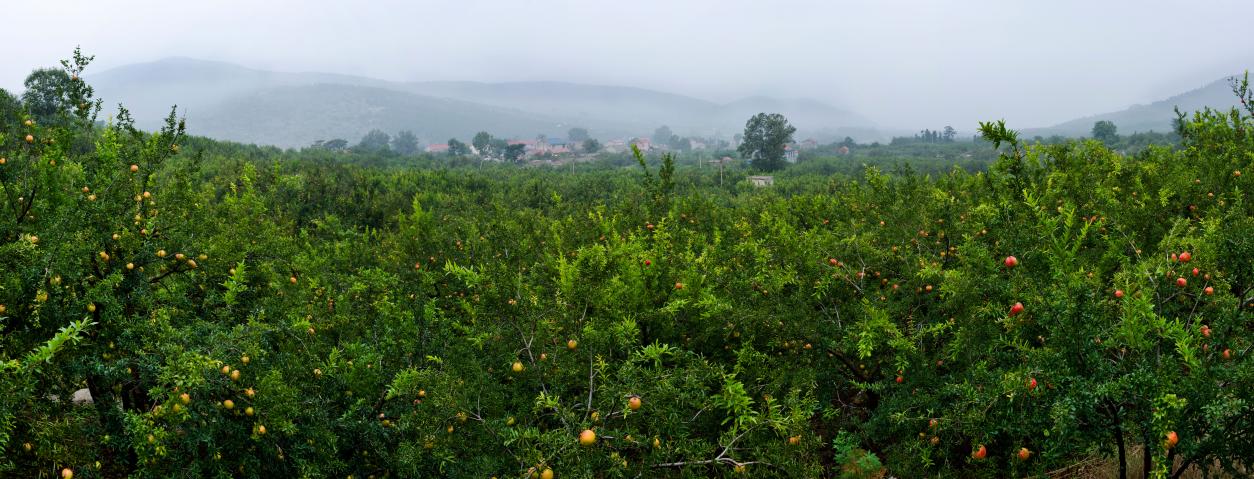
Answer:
738 113 796 172
2 53 1253 479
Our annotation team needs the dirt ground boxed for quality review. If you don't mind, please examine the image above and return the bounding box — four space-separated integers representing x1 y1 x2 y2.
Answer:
1047 446 1250 479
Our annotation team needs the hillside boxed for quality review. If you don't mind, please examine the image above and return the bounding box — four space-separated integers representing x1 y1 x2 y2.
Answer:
88 57 391 123
87 58 878 147
1027 77 1244 137
188 84 564 148
401 81 876 138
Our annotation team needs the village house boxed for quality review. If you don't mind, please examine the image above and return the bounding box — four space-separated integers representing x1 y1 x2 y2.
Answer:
784 144 799 163
425 143 449 154
800 139 818 150
603 139 628 153
546 137 573 155
507 139 540 156
748 175 774 187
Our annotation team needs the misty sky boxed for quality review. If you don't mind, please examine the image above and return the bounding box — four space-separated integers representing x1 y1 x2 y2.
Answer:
2 0 1252 130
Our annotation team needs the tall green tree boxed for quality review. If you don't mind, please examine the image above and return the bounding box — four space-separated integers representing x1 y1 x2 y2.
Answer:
21 68 72 125
391 130 419 155
448 138 470 156
652 125 674 145
738 113 796 172
567 127 590 143
667 135 689 151
503 143 526 163
323 138 348 151
0 88 21 137
582 138 601 153
356 129 391 152
472 131 493 156
1092 120 1118 143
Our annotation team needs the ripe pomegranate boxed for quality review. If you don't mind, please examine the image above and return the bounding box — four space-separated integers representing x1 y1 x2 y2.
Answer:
579 429 596 446
1004 256 1018 268
972 444 987 460
1009 302 1024 316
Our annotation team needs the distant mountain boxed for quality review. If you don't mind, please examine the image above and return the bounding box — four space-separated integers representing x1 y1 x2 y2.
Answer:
401 81 720 130
87 58 878 148
400 82 876 137
190 84 564 149
1027 77 1244 137
88 58 388 122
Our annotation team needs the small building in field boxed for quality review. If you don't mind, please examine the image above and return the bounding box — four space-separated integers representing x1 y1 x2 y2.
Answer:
425 143 449 154
748 175 774 187
838 146 850 155
800 138 818 150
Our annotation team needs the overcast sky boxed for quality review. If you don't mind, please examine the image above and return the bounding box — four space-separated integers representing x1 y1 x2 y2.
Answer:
2 0 1251 130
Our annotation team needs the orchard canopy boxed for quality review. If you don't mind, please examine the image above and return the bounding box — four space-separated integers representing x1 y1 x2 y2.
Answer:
2 51 1253 478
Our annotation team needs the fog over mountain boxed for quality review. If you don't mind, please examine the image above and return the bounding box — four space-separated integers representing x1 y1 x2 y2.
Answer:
86 58 876 147
3 0 1252 137
1025 78 1246 138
